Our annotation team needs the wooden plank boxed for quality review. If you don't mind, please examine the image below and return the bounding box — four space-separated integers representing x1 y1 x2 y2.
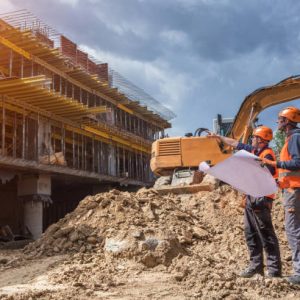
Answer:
156 183 213 195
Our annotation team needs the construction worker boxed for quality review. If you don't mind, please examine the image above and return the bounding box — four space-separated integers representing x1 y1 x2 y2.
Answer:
260 106 300 284
210 126 282 278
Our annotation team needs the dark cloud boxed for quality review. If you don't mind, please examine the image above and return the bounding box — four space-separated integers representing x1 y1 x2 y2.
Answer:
8 0 300 62
4 0 300 135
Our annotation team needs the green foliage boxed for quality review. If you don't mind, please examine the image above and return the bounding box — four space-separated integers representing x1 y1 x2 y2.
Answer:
272 130 286 158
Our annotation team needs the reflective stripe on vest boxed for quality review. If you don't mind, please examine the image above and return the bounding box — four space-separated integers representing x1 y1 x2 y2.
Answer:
278 134 300 189
279 171 300 178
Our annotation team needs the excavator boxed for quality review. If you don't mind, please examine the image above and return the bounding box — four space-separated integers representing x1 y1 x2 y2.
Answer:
150 75 300 193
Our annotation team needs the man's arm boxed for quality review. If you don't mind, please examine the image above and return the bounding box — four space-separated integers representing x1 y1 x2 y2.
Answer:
208 133 252 152
208 133 238 148
219 136 239 148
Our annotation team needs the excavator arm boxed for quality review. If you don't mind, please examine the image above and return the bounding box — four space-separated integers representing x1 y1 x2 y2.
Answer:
229 75 300 142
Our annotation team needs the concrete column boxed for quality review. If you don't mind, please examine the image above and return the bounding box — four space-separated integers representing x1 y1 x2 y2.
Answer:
23 200 43 240
18 174 51 240
108 145 116 176
38 120 52 156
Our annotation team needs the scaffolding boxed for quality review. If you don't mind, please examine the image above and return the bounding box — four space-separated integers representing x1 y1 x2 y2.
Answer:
0 9 175 122
0 9 174 185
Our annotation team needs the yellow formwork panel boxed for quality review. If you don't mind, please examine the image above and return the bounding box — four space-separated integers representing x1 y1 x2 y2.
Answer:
0 25 170 128
0 77 151 153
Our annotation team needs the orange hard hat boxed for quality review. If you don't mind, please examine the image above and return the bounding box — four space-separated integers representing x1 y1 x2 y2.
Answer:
278 106 300 123
253 126 273 141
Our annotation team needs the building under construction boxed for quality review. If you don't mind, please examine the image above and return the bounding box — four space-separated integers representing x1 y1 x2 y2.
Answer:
0 10 174 239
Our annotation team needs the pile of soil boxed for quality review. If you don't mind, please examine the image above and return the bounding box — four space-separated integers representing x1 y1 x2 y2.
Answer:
19 185 297 299
3 185 300 299
24 188 194 265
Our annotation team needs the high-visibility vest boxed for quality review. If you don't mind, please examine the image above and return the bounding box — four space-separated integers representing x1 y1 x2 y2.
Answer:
278 133 300 189
252 147 278 199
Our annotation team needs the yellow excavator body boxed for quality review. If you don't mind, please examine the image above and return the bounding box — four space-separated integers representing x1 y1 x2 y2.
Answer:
151 136 231 176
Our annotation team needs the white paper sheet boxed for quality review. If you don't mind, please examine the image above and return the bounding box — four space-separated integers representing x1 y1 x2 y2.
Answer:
199 150 277 197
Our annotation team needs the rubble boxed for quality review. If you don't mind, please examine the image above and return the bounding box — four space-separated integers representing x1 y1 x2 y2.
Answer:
2 185 300 299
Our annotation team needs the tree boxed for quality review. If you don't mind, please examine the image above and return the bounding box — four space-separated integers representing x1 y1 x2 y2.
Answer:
272 130 285 159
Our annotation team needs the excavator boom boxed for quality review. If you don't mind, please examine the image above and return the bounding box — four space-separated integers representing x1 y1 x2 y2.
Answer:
230 75 300 142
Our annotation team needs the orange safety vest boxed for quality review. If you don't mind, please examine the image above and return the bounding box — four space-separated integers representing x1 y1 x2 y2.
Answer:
252 147 278 199
278 135 300 189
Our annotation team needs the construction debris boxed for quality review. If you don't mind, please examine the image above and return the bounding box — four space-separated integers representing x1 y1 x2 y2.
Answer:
39 152 67 166
0 186 294 299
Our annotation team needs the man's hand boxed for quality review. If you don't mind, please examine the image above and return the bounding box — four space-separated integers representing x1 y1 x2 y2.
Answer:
259 157 277 167
207 132 216 137
207 132 221 142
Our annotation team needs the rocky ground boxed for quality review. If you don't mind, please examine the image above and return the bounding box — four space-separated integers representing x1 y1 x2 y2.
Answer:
0 185 300 299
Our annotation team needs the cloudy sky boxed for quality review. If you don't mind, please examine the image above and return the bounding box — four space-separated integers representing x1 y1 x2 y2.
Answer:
0 0 299 135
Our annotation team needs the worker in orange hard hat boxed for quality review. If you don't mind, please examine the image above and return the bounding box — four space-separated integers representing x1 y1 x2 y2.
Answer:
209 125 281 278
252 126 273 142
261 106 300 284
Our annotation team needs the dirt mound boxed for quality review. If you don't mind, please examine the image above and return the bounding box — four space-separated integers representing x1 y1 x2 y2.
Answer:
24 188 195 267
21 186 300 299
